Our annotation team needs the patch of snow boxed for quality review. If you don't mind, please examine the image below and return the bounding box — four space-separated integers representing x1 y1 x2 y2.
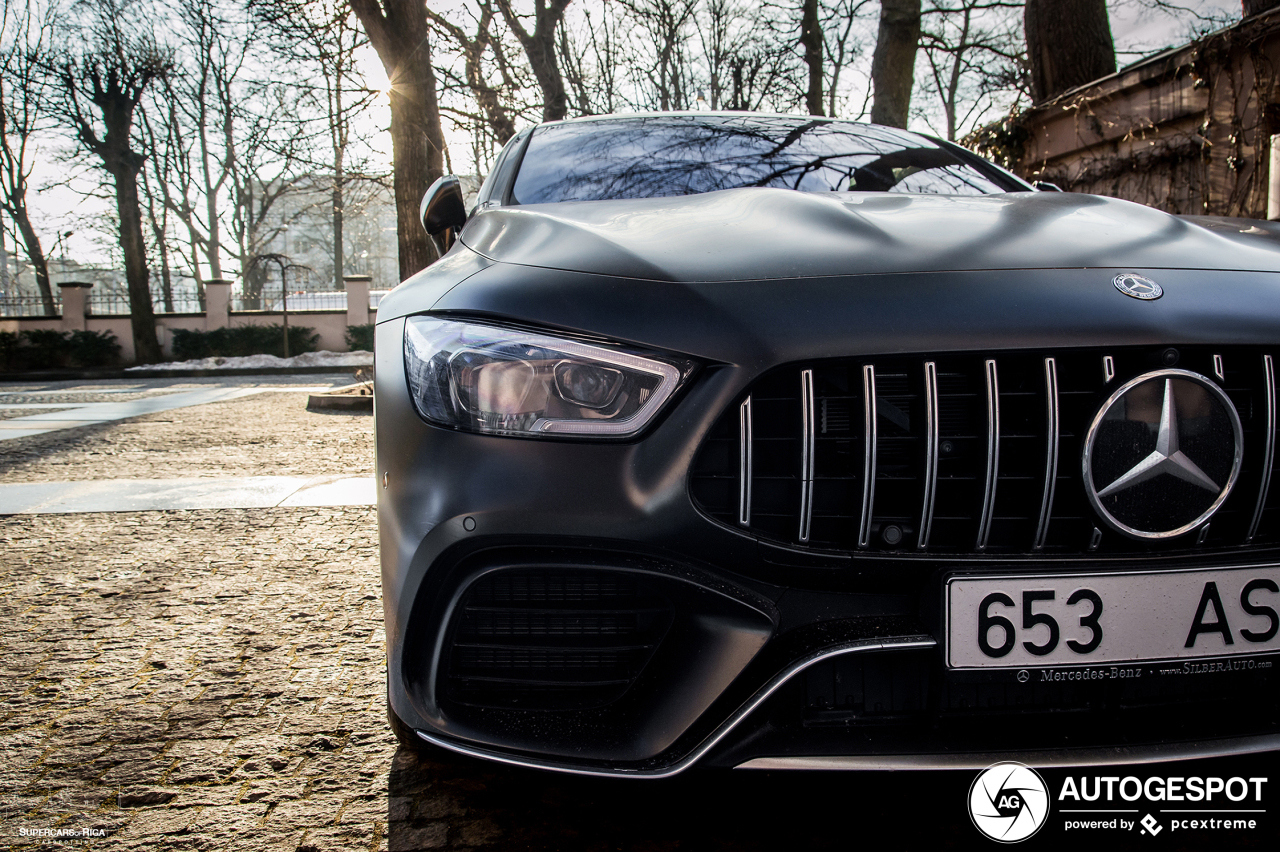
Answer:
127 350 373 372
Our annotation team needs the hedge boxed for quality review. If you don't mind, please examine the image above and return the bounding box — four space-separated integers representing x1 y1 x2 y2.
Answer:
0 329 122 371
344 323 374 352
171 325 320 360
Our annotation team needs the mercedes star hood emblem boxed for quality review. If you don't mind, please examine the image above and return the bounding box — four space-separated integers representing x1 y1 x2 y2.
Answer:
1083 369 1242 539
1113 273 1163 300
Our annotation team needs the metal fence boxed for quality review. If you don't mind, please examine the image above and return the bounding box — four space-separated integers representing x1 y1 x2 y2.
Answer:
84 291 206 316
0 293 60 318
231 285 351 312
3 282 379 318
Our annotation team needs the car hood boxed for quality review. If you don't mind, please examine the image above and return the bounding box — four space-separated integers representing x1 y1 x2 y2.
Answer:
458 189 1280 282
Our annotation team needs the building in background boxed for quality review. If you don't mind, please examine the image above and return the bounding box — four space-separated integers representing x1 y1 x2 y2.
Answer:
1002 6 1280 219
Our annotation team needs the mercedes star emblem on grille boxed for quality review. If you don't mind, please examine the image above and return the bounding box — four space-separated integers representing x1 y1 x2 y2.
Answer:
1113 273 1163 300
1083 369 1243 539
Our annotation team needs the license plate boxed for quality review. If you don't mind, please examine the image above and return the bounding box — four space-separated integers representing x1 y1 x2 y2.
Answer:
946 565 1280 669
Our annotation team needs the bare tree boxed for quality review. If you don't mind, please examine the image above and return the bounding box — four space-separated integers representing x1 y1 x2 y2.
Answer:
620 0 699 111
254 0 380 291
559 1 622 115
228 83 308 308
0 0 56 314
1024 0 1114 103
347 0 445 278
429 1 522 143
800 0 824 115
871 0 921 128
54 1 173 363
495 0 572 121
819 0 875 119
918 0 1026 141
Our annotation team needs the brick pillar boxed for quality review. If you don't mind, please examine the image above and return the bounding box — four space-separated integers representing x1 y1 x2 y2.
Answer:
58 281 92 332
205 278 232 331
344 274 371 328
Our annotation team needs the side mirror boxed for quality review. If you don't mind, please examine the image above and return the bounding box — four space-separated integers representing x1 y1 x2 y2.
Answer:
420 175 467 255
1034 181 1064 192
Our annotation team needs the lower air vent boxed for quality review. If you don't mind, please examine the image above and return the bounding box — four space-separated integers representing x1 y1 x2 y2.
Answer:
443 568 674 711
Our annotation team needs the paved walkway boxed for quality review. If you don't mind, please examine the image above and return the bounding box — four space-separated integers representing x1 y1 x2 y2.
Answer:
0 475 375 514
0 386 331 441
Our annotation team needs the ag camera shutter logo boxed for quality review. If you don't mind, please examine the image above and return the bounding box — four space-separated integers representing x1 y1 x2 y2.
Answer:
969 762 1050 842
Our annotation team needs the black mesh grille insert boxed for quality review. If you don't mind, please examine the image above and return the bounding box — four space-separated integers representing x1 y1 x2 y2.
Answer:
689 345 1278 557
443 569 674 711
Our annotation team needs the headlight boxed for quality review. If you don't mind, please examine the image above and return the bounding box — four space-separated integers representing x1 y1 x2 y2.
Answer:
403 316 690 438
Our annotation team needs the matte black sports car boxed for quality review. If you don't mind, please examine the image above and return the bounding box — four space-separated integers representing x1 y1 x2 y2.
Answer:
374 113 1280 776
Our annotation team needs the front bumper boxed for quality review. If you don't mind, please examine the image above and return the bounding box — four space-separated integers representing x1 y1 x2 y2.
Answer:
375 315 1280 776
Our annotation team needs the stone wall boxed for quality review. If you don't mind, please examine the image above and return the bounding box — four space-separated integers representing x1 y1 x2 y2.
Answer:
0 276 375 364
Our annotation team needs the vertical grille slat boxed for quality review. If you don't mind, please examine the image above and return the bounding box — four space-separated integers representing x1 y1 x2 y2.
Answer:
1033 357 1060 551
799 370 815 543
858 365 878 549
738 396 753 527
1247 354 1275 543
976 360 1000 551
690 346 1279 558
917 362 940 549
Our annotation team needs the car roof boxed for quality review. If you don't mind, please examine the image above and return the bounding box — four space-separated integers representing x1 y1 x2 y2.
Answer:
539 110 884 129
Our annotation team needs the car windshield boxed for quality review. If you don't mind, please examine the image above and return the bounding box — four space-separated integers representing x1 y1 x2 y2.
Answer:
510 114 1013 203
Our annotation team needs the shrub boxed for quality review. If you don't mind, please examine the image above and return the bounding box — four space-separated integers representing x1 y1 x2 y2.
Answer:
0 329 121 371
344 323 374 352
20 329 67 368
171 324 319 360
0 331 19 371
66 330 122 367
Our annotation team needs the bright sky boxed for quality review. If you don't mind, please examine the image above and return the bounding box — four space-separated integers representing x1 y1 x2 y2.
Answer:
5 0 1249 272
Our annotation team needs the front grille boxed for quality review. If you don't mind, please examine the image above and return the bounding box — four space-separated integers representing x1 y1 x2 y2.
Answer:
690 346 1278 556
443 568 674 711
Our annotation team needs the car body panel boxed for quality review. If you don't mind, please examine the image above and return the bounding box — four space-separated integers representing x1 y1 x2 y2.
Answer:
453 189 1280 282
376 113 1280 775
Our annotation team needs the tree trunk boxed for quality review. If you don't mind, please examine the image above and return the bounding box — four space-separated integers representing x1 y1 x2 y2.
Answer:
496 0 570 122
114 166 162 363
349 0 444 280
1025 0 1115 103
10 204 56 315
801 0 824 116
333 170 344 290
870 0 921 128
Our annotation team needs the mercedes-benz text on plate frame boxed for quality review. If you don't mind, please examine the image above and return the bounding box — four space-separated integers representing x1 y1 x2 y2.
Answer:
947 566 1280 669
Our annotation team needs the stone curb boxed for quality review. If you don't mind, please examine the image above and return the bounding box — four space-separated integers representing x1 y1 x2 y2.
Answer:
0 364 364 381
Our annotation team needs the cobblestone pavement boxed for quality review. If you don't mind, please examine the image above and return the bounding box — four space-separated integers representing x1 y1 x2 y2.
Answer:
0 381 370 483
3 378 1275 851
0 509 988 852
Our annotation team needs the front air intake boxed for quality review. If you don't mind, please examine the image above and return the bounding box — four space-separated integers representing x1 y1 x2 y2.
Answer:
442 568 674 711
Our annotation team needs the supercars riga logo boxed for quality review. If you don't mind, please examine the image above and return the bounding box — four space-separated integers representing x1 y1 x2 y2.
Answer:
969 762 1050 843
1113 273 1163 300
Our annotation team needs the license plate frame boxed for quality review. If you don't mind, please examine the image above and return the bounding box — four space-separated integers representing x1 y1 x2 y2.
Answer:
945 563 1280 670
